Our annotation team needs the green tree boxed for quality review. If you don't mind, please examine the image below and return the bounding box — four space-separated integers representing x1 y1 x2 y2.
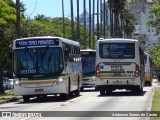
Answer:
123 9 136 38
147 0 160 34
0 0 17 94
138 34 148 44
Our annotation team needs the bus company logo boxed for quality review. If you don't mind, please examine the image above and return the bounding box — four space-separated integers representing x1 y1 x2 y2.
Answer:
2 112 12 117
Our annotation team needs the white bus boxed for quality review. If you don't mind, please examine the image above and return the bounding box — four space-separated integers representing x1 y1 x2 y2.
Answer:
144 52 153 86
80 49 96 91
12 36 82 102
95 38 145 95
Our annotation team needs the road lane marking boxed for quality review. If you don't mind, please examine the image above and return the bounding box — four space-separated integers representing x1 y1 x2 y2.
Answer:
21 92 95 120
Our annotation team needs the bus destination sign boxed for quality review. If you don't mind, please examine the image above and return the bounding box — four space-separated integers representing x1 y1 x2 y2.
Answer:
16 39 59 47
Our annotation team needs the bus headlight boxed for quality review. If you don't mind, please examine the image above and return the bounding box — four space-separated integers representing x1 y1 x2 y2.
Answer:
56 78 64 84
15 81 22 86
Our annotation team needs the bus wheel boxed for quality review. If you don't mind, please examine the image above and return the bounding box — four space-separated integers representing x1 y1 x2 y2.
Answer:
100 89 105 96
132 86 142 94
23 95 30 103
75 76 80 96
42 95 47 100
148 82 152 86
75 89 80 96
80 87 84 91
60 93 69 100
145 81 147 86
106 90 112 95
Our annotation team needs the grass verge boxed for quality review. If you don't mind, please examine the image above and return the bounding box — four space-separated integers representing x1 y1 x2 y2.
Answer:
150 87 160 120
0 90 21 104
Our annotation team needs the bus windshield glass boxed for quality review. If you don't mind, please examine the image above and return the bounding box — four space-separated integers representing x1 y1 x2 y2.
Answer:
81 51 96 76
99 43 135 59
13 47 63 77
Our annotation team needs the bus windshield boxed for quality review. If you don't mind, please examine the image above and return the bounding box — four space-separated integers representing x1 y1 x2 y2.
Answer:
99 43 135 59
82 57 95 76
13 47 63 77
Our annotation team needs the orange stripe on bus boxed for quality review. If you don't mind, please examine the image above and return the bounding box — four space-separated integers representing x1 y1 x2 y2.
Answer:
21 80 56 85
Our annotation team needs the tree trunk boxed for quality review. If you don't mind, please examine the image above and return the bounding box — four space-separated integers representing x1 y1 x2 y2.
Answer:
16 0 20 38
76 0 80 41
70 0 74 40
0 58 5 94
92 0 95 49
89 0 91 48
62 0 65 37
83 0 86 49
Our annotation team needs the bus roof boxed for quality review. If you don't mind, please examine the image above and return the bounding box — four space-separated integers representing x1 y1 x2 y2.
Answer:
13 36 80 46
97 38 139 43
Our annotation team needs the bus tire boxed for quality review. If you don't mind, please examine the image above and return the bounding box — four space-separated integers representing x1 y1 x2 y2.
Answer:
148 81 152 86
80 87 84 91
100 89 105 96
106 89 112 95
60 93 69 100
132 86 142 94
23 95 30 103
75 76 80 96
42 95 47 100
145 81 147 86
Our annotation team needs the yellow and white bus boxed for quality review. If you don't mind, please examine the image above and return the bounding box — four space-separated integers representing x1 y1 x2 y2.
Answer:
144 52 153 86
12 36 82 102
95 38 145 95
80 49 96 91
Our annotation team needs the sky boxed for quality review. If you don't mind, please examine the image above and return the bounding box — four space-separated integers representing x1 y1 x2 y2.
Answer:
12 0 95 19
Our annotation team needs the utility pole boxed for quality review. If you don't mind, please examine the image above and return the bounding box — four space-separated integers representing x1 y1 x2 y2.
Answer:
16 0 20 38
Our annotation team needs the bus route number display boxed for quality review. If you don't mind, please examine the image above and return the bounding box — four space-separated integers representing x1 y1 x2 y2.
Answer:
16 39 59 47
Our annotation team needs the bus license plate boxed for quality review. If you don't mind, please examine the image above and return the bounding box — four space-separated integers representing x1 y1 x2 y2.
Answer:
35 89 43 92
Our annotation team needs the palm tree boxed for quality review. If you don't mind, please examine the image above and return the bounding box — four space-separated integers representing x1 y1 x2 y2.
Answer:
16 0 20 38
107 0 113 37
0 59 4 94
97 0 100 40
92 0 95 49
89 0 91 48
70 0 74 40
103 0 106 38
123 9 136 38
100 0 103 38
62 0 65 37
76 0 80 41
83 0 86 49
